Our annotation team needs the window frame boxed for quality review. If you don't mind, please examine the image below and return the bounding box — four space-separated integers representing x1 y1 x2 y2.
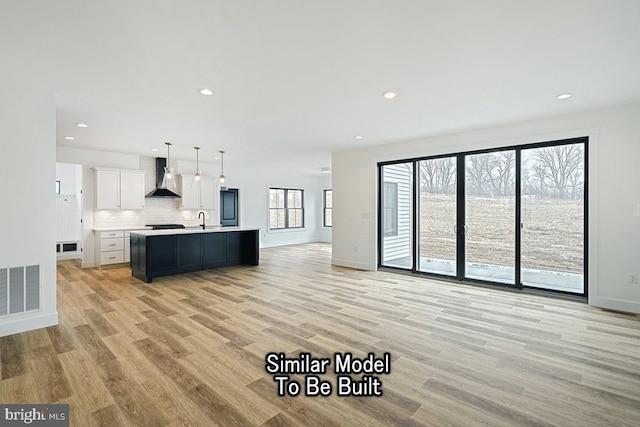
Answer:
323 189 332 228
269 187 305 230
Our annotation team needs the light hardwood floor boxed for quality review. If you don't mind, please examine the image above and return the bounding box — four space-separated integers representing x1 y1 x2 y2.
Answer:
1 243 639 426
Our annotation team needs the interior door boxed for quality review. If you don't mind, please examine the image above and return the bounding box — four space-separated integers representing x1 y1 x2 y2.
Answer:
220 188 239 226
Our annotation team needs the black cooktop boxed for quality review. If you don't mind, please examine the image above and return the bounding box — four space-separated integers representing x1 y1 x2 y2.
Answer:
146 224 186 230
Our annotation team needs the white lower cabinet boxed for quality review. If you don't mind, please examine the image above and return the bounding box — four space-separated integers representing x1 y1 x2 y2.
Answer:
94 230 137 269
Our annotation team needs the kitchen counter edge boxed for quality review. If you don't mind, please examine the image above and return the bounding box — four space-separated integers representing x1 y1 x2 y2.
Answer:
129 227 260 236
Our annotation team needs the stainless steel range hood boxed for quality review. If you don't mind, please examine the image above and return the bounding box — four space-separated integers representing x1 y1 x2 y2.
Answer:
145 158 181 198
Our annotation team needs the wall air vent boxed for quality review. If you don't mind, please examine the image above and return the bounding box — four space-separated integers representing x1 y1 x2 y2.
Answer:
0 265 40 317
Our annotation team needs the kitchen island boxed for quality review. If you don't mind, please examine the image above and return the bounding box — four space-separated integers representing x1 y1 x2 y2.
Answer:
129 227 259 283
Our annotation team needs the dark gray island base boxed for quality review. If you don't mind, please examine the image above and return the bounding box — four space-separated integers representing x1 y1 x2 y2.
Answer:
129 227 259 283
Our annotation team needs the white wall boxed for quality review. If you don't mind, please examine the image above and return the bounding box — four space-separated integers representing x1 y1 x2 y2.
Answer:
0 79 57 336
317 174 332 243
332 101 640 314
55 162 81 195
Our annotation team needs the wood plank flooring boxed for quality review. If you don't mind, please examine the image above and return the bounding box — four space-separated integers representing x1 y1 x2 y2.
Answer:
1 243 640 426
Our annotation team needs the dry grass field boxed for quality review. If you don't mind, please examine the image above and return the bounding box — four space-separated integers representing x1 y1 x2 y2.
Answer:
419 194 584 274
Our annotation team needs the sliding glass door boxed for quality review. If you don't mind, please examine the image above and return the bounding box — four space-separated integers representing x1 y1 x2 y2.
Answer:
464 151 516 284
417 157 457 276
378 138 587 296
521 143 585 293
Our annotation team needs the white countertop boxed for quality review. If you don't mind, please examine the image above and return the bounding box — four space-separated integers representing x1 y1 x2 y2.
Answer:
93 226 153 232
129 226 259 236
93 225 219 232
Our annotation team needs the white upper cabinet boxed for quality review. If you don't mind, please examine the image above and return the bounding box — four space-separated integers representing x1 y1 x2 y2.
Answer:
200 178 216 210
95 170 121 210
94 168 145 210
180 175 216 210
120 172 146 210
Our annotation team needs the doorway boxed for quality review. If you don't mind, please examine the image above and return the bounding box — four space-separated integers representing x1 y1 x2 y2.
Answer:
56 163 83 260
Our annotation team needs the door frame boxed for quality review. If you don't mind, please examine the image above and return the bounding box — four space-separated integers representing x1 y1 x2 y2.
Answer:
378 136 588 298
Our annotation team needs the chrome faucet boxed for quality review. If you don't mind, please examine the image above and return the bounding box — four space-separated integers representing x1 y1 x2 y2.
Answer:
198 211 206 230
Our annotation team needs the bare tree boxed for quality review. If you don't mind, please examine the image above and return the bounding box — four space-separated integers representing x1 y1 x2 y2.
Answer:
486 151 515 196
420 158 456 194
466 154 491 195
536 145 584 198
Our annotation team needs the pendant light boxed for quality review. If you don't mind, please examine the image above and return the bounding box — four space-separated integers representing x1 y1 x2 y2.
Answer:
219 150 226 183
161 142 177 189
193 146 202 186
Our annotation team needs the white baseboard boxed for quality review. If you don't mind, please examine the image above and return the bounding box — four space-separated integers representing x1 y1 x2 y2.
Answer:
590 296 640 315
81 261 95 268
261 239 314 249
0 311 59 337
56 252 81 261
331 258 376 271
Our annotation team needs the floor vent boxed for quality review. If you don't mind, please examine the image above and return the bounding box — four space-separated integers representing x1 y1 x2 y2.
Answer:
0 265 40 317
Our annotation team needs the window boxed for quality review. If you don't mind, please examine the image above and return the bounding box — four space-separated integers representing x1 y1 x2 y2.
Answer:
55 180 61 194
269 188 304 229
383 182 398 236
323 189 332 227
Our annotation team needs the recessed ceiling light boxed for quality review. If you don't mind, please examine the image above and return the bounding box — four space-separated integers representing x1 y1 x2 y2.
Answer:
76 123 88 128
199 88 214 96
382 91 397 99
151 148 159 152
354 135 363 140
556 93 572 100
64 136 74 140
214 156 220 160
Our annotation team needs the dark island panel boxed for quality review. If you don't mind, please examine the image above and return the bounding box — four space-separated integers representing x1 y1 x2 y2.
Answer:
130 229 259 283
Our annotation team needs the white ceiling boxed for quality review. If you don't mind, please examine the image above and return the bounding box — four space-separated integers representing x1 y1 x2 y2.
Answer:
2 1 640 174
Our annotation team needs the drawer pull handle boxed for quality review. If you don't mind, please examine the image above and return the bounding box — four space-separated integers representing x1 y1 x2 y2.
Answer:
109 257 116 260
109 244 116 246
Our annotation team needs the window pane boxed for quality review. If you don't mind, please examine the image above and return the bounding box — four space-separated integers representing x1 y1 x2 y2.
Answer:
294 190 302 208
269 209 278 229
277 209 285 228
325 208 332 227
288 210 299 227
277 189 285 208
418 157 457 276
269 189 276 208
325 190 332 208
465 150 516 284
521 143 585 293
381 163 413 270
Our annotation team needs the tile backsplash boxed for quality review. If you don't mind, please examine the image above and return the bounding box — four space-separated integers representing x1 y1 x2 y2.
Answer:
94 198 214 228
